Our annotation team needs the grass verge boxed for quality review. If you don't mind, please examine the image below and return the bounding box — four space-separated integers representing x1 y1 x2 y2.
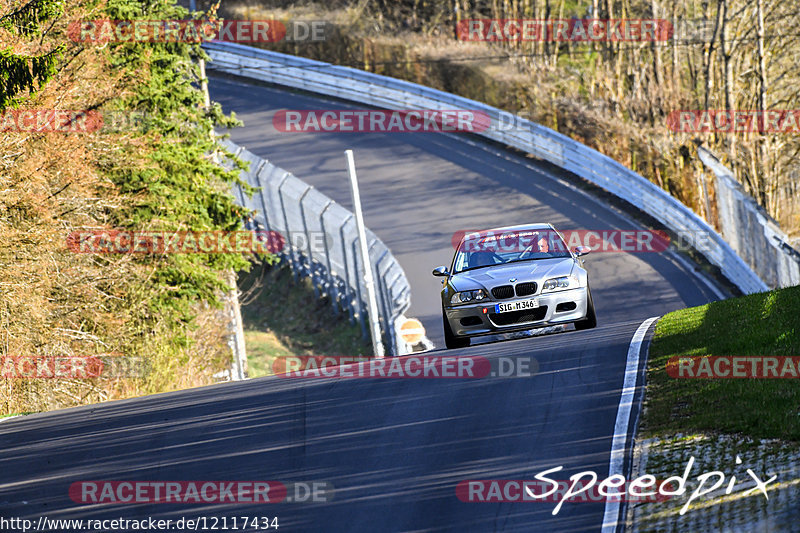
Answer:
642 285 800 441
238 262 370 377
0 412 35 419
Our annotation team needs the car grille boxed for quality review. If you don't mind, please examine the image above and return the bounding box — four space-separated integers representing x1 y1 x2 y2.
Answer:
491 285 514 299
515 282 537 296
489 306 548 326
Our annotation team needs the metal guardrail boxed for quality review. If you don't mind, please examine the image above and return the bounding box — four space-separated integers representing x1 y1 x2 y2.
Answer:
205 41 770 295
698 147 800 289
220 139 411 356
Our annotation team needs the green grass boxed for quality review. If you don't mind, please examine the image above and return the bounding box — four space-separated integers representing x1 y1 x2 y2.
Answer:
642 284 800 441
238 263 370 378
0 412 35 419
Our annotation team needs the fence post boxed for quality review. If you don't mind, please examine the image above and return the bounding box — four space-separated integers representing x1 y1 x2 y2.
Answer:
372 247 392 355
319 201 338 310
388 275 406 355
298 187 319 299
351 239 369 341
253 160 271 232
276 173 298 282
339 214 355 322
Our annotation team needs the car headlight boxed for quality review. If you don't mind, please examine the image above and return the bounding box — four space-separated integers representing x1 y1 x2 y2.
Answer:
541 275 579 292
450 289 488 305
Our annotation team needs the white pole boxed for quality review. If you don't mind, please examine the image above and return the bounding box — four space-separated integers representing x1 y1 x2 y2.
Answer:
228 270 248 380
193 0 247 377
345 150 385 358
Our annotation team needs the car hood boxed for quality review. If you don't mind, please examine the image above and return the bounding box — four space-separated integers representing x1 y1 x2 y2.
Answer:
450 258 575 291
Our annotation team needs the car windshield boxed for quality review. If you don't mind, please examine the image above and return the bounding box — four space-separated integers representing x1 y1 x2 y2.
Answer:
452 228 571 273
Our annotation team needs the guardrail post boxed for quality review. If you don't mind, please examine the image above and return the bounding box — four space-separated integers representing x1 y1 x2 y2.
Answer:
298 187 319 298
339 215 355 322
351 239 368 341
319 201 338 310
388 275 406 355
383 270 404 355
276 173 298 282
372 247 392 356
254 161 271 233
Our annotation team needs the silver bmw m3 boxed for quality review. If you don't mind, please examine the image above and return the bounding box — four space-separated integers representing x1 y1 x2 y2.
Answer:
433 223 596 349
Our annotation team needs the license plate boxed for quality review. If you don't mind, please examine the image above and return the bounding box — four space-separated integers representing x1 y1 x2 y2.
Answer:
495 298 539 313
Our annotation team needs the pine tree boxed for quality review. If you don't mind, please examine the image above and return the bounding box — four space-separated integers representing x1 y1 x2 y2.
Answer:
101 0 257 323
0 0 64 109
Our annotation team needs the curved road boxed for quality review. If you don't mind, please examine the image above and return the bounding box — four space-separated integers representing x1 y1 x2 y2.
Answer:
0 74 722 533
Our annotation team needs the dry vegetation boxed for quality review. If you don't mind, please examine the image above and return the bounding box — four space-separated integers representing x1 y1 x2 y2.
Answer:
1 0 247 414
216 0 800 241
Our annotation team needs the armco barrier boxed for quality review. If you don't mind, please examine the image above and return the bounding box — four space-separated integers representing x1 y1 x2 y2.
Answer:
205 41 770 294
220 139 411 356
698 147 800 289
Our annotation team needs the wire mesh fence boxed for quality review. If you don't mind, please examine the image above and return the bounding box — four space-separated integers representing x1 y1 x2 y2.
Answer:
221 139 411 356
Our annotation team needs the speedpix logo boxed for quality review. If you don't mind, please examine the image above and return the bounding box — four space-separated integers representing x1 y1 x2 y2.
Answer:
271 355 537 378
458 455 777 516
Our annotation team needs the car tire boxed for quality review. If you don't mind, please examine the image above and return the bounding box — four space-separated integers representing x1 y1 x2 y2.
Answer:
574 290 597 330
443 310 470 349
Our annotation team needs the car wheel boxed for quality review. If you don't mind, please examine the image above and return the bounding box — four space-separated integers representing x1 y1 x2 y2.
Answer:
443 310 470 349
574 290 597 330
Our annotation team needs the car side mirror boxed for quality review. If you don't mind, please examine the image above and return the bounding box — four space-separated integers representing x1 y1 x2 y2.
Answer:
432 266 450 277
574 246 591 257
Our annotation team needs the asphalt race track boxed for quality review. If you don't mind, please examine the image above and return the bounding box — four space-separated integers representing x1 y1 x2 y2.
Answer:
0 74 723 532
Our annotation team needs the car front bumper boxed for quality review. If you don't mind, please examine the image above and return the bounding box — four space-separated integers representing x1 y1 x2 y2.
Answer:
444 287 589 337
